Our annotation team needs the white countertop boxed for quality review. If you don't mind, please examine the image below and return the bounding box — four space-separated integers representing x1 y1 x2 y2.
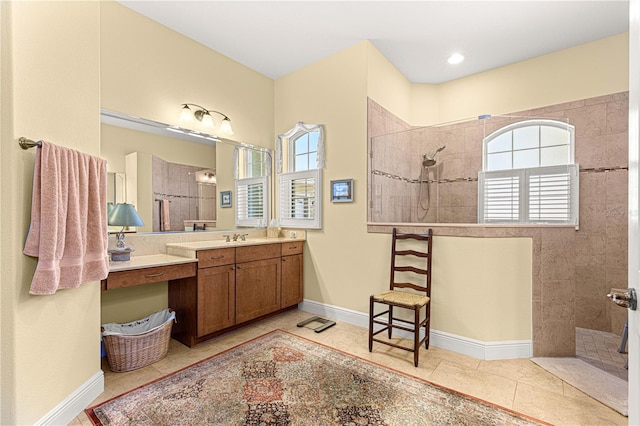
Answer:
166 237 304 251
108 253 198 272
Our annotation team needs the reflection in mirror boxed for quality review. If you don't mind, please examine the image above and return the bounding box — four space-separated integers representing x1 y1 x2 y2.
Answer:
106 172 126 233
107 172 126 205
152 156 216 231
100 109 270 234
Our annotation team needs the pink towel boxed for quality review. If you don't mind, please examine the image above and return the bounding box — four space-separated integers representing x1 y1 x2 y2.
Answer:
160 199 171 231
23 141 109 295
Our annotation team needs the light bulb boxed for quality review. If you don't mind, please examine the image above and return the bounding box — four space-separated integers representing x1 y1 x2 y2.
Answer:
220 118 233 135
447 53 465 65
201 112 214 127
180 105 193 121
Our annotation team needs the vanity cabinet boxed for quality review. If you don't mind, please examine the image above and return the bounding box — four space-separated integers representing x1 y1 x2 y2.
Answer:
103 262 196 290
281 241 303 307
169 241 303 347
195 247 236 336
197 264 236 336
235 259 281 323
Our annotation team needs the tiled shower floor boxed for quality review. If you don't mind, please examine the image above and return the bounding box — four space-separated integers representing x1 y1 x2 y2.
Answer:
576 326 628 381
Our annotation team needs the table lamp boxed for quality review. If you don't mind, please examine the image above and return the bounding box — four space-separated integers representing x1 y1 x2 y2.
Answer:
108 203 144 261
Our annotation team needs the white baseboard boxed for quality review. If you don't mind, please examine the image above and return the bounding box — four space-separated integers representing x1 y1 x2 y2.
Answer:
299 299 532 361
35 370 104 426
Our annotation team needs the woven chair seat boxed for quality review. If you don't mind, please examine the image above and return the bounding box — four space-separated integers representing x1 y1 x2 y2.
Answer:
372 290 430 308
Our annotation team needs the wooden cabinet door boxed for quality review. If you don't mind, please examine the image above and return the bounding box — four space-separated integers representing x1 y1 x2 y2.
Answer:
235 258 281 324
197 265 235 336
281 254 303 308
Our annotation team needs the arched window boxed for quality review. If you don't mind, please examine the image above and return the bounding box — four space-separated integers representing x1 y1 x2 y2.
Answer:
478 119 579 226
276 122 325 229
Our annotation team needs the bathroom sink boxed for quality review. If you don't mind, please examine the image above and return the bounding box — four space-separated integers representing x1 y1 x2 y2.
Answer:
166 237 276 251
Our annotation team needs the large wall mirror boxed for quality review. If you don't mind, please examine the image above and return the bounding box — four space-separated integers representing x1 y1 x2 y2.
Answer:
101 109 269 234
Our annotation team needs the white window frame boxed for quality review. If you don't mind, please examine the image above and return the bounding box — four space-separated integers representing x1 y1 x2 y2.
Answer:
482 119 575 170
479 165 579 225
289 130 320 172
244 149 267 179
278 169 322 229
235 176 269 228
234 145 271 228
478 119 579 227
276 122 325 229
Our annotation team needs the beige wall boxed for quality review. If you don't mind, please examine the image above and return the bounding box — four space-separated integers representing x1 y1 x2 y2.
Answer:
275 42 394 311
98 2 276 326
366 42 416 124
100 2 274 147
1 2 101 424
101 124 216 175
432 237 532 340
276 33 628 343
0 2 630 422
413 33 629 125
101 123 217 232
100 1 275 230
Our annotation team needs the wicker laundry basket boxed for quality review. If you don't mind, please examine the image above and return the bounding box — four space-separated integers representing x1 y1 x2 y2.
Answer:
101 309 175 372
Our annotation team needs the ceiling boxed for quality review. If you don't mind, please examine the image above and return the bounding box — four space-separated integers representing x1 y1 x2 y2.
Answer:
118 1 629 84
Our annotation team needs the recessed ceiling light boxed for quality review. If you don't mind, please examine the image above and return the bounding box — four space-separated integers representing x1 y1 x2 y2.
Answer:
447 53 465 65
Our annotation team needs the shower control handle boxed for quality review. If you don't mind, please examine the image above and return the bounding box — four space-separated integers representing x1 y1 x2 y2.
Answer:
607 288 637 311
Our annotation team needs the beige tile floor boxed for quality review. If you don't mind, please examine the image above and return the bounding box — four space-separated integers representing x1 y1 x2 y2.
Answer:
72 309 627 425
576 326 629 381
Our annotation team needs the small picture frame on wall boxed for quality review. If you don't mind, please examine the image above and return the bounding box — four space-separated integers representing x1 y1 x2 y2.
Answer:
330 179 353 203
220 190 232 208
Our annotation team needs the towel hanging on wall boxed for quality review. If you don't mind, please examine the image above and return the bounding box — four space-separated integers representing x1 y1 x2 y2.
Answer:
23 141 109 295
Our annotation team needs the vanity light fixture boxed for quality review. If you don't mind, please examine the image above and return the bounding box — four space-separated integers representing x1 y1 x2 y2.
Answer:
447 52 465 65
180 103 234 135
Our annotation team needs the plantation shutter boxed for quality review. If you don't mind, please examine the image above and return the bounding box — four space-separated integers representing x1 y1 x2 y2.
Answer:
479 165 578 226
278 169 322 229
528 165 578 224
235 177 268 227
478 170 521 223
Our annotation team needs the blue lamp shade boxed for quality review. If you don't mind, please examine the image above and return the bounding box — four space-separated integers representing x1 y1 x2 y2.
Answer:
108 203 144 227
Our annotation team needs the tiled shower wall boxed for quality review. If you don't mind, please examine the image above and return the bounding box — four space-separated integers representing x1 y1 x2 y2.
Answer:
367 93 628 335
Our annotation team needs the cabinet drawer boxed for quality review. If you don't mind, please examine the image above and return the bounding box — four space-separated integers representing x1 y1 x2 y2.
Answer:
106 262 196 290
197 248 235 268
236 244 281 263
281 241 303 256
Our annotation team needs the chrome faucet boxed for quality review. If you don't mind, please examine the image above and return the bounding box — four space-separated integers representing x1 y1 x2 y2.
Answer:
232 233 240 241
223 234 231 243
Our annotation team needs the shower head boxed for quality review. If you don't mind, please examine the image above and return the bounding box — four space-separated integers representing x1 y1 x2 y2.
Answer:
422 157 437 167
422 145 446 167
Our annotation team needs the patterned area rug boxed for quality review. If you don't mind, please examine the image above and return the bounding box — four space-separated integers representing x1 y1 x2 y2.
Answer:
87 330 546 425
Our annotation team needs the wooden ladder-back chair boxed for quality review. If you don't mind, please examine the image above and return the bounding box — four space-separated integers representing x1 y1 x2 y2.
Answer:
368 228 433 367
